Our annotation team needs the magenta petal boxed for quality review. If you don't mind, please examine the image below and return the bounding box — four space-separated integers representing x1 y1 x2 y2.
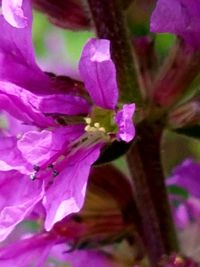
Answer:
2 0 27 28
0 81 54 127
52 245 117 267
0 171 44 241
79 38 118 109
150 0 185 34
0 0 51 92
151 0 200 49
167 159 200 198
17 126 83 167
0 233 56 266
115 103 136 142
43 145 101 231
174 203 190 229
0 136 31 174
39 94 90 115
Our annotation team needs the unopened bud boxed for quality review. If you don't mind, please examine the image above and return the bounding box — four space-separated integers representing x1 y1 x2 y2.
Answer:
169 101 200 128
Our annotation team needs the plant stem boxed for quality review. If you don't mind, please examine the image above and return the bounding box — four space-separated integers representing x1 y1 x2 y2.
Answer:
127 121 179 265
127 142 165 266
86 0 142 105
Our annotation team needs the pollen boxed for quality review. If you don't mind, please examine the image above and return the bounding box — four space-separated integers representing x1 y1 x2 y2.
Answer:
84 118 106 134
99 127 106 132
84 125 91 132
94 122 100 128
84 117 92 124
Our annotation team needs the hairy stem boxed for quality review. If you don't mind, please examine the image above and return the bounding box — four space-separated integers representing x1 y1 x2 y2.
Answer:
127 142 165 266
127 121 179 265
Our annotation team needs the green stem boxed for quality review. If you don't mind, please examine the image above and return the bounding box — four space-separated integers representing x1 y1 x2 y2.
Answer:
86 0 142 105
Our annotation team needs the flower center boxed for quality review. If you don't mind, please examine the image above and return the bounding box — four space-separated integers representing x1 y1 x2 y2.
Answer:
84 117 106 133
85 106 117 135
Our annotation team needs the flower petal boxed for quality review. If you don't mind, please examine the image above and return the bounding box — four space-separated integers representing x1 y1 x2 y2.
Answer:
0 171 44 241
0 0 51 92
167 159 200 198
43 145 101 231
115 104 135 142
17 125 84 167
150 0 200 49
2 0 27 28
0 233 56 266
79 38 118 109
51 244 118 267
0 81 54 127
0 136 31 174
39 94 90 115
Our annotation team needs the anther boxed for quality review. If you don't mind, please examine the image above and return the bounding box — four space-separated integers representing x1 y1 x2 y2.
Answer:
84 117 92 124
53 170 59 177
84 125 91 132
33 165 40 172
94 122 100 128
30 173 37 181
99 127 106 133
89 127 96 132
47 164 54 169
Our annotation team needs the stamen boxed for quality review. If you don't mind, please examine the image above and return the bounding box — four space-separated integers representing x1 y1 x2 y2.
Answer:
99 127 106 133
84 117 92 124
53 170 59 177
47 164 54 169
84 125 91 132
30 173 37 181
89 127 96 132
94 122 100 128
33 165 40 172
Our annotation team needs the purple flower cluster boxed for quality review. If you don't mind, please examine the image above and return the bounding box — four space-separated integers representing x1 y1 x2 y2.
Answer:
2 0 200 266
0 0 135 258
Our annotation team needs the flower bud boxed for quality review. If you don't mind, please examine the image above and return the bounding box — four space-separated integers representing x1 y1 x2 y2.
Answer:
169 100 200 128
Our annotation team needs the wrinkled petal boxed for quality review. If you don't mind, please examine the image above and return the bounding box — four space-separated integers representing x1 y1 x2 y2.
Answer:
0 136 31 174
39 94 90 115
115 104 135 142
79 38 118 109
43 145 101 231
0 171 44 241
2 0 27 28
0 233 56 266
51 244 118 267
17 125 84 167
0 81 54 127
151 0 200 49
167 159 200 198
0 81 90 126
1 111 36 136
0 0 51 92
